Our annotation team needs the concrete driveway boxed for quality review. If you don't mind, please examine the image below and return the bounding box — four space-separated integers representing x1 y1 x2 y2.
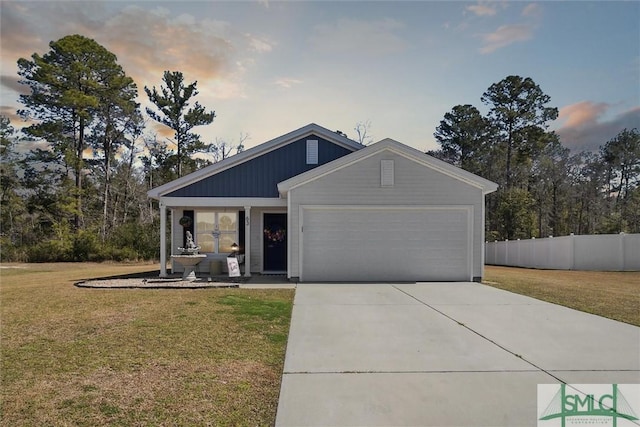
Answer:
275 283 640 427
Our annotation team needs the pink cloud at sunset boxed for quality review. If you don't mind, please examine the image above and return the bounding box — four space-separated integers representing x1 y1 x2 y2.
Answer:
558 101 610 129
556 102 640 152
479 23 534 54
1 1 637 152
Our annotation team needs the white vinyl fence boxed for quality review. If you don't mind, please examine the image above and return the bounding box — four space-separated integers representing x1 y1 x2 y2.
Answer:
485 233 640 271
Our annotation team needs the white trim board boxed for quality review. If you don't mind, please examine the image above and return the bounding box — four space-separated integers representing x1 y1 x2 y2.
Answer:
279 139 498 196
159 197 286 208
148 123 363 199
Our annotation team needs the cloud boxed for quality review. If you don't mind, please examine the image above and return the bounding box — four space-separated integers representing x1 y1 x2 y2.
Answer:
466 2 498 17
147 121 177 145
0 2 107 61
522 3 541 18
101 6 235 88
311 18 406 56
249 36 273 53
0 2 272 103
0 75 29 98
472 3 542 54
478 23 534 54
556 102 640 152
557 101 609 128
0 106 25 126
274 78 302 89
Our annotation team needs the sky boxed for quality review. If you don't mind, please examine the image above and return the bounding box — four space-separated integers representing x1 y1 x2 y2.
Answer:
1 0 638 154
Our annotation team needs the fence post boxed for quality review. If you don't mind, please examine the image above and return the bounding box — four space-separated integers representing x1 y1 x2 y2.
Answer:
531 237 536 268
620 232 625 271
570 233 575 270
505 239 509 266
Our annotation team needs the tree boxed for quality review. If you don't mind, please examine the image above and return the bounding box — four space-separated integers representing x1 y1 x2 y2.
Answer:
141 133 180 189
0 116 27 257
529 136 571 237
599 128 640 232
496 187 535 240
85 60 142 239
568 152 607 234
207 133 247 163
145 71 216 177
17 34 138 230
433 104 493 174
600 128 640 203
481 75 558 189
354 120 374 145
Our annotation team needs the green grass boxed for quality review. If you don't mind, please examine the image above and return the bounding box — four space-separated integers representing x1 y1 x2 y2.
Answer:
484 266 640 326
1 263 294 426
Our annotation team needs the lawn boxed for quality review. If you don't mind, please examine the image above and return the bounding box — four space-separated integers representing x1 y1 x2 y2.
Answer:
484 265 640 327
0 262 294 426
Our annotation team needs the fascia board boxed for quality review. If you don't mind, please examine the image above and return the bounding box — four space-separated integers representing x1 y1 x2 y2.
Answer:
278 148 386 195
159 196 287 208
379 140 499 193
147 123 362 199
278 138 498 195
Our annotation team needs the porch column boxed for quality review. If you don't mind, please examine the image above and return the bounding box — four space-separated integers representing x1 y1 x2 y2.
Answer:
159 201 167 277
244 206 251 277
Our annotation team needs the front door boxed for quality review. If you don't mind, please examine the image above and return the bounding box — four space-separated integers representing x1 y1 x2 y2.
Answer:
263 213 287 272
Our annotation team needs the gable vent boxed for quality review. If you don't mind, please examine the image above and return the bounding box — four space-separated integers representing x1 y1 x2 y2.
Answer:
306 140 318 164
381 160 394 187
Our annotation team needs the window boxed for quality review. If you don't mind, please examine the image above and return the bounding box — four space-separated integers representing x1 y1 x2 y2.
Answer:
381 160 394 187
306 139 318 164
195 211 237 253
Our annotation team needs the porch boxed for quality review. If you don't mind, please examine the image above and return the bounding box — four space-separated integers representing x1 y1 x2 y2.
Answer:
158 197 288 278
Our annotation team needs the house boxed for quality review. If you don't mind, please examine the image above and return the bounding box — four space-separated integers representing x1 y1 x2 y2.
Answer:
147 123 498 282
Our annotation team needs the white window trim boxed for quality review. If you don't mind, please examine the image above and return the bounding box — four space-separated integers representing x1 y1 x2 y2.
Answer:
194 210 238 254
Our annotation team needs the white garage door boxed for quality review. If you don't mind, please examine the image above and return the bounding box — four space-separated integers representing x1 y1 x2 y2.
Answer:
301 206 472 282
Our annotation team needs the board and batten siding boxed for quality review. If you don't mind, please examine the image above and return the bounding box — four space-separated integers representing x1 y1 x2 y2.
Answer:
287 150 485 279
166 136 354 198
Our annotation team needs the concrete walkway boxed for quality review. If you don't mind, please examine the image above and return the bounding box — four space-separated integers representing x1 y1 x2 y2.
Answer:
275 283 640 426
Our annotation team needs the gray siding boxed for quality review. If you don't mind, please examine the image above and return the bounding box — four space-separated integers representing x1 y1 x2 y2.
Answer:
288 150 485 279
168 136 354 198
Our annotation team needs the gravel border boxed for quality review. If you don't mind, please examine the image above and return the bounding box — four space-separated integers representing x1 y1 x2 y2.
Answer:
75 278 242 289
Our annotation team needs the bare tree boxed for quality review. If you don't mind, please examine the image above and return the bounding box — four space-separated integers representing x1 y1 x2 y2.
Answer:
354 120 374 145
208 132 248 163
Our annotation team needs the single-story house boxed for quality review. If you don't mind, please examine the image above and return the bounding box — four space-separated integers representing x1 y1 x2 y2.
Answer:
147 123 498 282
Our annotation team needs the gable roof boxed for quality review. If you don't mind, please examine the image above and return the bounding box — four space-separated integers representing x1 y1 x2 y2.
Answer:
277 138 499 195
148 123 363 199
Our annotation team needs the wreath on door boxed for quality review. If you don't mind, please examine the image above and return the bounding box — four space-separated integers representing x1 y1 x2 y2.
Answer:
179 216 193 228
264 228 286 243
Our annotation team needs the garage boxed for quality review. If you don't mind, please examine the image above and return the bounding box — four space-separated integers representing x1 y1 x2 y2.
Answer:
278 138 498 282
300 206 472 282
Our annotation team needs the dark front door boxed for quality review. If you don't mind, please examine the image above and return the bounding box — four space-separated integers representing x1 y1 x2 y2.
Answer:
263 213 287 271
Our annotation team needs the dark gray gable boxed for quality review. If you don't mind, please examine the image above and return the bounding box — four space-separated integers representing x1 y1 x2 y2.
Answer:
167 135 356 197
